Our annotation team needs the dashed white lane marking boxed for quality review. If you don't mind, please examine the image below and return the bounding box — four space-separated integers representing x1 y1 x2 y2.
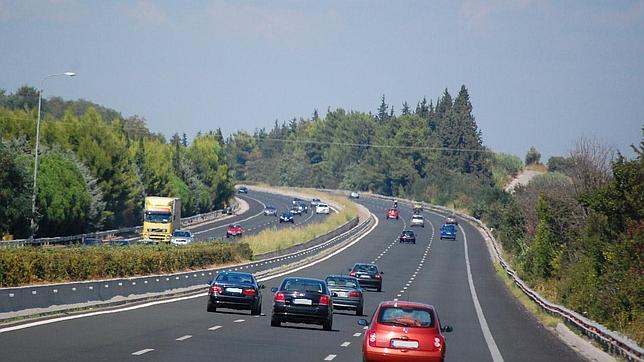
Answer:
233 319 245 323
324 354 337 361
460 224 504 362
176 335 192 341
132 349 154 356
353 332 362 337
208 325 222 331
340 342 351 347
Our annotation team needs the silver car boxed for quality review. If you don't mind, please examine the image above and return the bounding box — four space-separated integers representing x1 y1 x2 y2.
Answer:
170 230 194 245
410 214 425 228
325 275 364 315
264 206 278 216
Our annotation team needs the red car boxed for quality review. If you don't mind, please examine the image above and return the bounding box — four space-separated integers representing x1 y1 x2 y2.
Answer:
386 208 399 220
226 224 243 238
358 301 453 362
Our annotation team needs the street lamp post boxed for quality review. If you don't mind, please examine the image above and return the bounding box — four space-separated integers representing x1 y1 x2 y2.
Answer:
30 72 76 240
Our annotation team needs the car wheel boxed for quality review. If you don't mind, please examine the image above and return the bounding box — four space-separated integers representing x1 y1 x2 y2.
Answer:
226 234 230 238
251 302 261 316
356 304 364 316
207 301 217 313
323 318 333 331
270 318 281 327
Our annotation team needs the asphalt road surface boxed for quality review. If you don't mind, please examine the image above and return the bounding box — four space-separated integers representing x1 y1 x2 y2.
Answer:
0 195 584 362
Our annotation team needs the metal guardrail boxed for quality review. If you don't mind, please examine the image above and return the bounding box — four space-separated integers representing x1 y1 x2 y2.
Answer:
363 192 643 361
1 201 239 247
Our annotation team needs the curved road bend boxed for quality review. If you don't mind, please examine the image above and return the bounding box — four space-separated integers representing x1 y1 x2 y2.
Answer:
0 196 584 362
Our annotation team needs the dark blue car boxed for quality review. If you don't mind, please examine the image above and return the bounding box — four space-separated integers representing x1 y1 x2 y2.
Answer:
440 224 457 240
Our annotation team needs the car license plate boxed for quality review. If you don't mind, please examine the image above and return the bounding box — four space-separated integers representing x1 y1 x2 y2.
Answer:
390 340 419 349
226 288 242 294
360 275 369 278
293 298 312 305
336 292 347 297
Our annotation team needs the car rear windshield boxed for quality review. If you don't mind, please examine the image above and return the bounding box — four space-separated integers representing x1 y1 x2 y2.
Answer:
402 230 414 236
318 204 328 207
353 264 378 273
412 215 423 220
325 277 358 288
378 306 435 328
282 280 326 293
442 224 456 231
217 273 254 284
173 231 190 237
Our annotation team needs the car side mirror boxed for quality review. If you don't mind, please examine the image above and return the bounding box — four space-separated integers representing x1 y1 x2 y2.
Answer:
259 284 266 289
271 287 278 293
380 271 384 275
441 325 453 333
357 319 369 326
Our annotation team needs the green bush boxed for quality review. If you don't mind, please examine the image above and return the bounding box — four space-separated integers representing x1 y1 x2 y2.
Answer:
0 242 252 287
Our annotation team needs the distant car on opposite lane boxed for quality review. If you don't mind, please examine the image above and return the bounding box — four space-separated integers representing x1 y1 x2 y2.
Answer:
226 224 243 238
445 216 458 225
271 277 334 330
264 206 278 216
237 186 248 194
358 300 453 362
440 224 457 240
325 275 364 315
279 212 294 223
207 271 264 315
350 191 360 199
170 229 194 245
310 198 322 207
386 208 399 220
399 229 416 244
316 203 330 214
350 263 383 292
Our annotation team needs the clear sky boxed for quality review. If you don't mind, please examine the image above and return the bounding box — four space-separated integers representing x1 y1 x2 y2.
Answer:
1 0 642 159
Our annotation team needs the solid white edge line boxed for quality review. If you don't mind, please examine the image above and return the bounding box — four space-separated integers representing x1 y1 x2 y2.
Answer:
0 213 378 334
193 195 267 235
460 223 504 362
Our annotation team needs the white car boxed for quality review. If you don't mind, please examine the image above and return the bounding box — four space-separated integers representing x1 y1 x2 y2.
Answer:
349 191 360 199
170 230 194 245
410 214 425 228
316 203 330 214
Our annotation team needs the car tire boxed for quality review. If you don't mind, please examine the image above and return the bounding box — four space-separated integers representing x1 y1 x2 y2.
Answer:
251 302 261 316
323 318 333 331
207 301 217 313
356 304 364 316
226 234 230 238
270 318 281 327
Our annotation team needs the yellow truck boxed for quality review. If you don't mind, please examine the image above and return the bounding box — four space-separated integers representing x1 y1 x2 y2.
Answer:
142 196 181 243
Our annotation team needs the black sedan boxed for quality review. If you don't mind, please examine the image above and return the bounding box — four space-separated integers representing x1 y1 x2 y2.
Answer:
279 211 294 223
325 275 364 315
399 229 416 244
270 277 334 330
349 263 383 292
207 272 264 315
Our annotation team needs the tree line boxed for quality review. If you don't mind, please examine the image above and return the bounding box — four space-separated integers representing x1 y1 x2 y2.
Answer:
0 86 234 239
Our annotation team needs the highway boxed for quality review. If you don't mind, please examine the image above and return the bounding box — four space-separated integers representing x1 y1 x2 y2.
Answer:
0 194 584 361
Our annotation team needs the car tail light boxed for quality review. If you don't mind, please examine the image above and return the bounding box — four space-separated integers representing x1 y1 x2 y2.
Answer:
243 289 256 296
210 285 223 294
349 271 356 277
319 295 330 305
375 274 381 279
349 291 362 298
274 292 285 302
368 330 377 347
434 336 442 350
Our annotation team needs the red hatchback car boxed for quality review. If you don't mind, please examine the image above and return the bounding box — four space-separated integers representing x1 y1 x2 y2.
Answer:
386 208 399 220
226 224 243 238
358 301 452 362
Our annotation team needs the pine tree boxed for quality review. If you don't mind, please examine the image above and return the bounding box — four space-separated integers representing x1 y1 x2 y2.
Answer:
377 94 388 123
182 133 188 147
401 101 411 115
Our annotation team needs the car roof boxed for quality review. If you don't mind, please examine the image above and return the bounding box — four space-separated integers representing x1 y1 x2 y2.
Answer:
282 277 325 283
219 271 254 277
378 300 435 310
353 262 378 267
325 274 358 280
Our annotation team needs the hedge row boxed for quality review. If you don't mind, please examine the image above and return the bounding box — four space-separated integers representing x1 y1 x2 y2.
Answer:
0 242 252 287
